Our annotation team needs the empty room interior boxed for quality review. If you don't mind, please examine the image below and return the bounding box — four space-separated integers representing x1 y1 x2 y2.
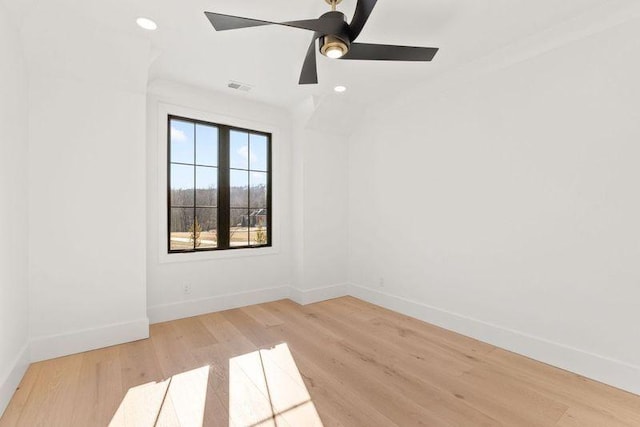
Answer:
1 0 640 425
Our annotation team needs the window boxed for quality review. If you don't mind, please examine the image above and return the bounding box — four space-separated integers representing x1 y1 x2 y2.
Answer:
168 115 271 253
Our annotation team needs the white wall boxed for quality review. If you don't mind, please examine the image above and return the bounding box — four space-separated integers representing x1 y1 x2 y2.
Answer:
348 17 640 393
25 8 151 361
0 2 30 414
290 99 350 303
146 80 294 322
146 82 350 319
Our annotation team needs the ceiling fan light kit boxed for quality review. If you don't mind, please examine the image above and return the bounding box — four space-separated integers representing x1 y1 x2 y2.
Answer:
204 0 439 85
320 35 349 59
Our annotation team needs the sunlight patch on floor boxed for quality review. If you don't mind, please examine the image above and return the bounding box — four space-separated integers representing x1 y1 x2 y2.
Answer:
229 343 323 427
109 366 209 427
109 343 320 426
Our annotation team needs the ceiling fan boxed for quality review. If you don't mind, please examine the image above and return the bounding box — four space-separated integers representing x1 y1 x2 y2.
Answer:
204 0 439 85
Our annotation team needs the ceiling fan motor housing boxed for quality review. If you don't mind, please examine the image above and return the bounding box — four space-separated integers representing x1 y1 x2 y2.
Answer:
318 11 351 57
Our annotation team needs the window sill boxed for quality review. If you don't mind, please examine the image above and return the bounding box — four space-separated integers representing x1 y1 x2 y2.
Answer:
158 245 279 264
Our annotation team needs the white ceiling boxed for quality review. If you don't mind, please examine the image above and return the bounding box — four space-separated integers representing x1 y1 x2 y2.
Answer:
4 0 612 109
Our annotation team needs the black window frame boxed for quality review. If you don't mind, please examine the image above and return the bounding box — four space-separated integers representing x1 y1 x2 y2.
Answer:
167 114 272 253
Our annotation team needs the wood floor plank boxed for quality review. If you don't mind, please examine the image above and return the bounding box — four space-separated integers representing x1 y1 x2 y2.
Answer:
336 296 495 357
149 321 205 378
159 365 210 427
70 346 123 426
309 301 574 425
109 378 170 427
262 300 475 426
154 388 182 427
171 316 218 349
198 311 261 360
118 338 165 394
485 348 640 425
240 303 285 328
194 312 263 426
555 406 635 427
224 300 396 426
278 300 504 426
2 296 640 427
10 353 83 427
283 348 393 427
250 306 403 426
0 364 42 427
311 302 477 375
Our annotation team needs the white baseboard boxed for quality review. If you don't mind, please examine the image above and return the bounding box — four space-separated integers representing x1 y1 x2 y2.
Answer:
0 343 30 418
289 283 349 305
349 283 640 396
30 318 149 363
147 284 350 324
148 286 291 324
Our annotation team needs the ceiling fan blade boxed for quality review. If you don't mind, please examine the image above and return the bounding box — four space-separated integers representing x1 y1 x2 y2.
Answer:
299 35 320 85
205 12 271 31
349 0 378 40
204 12 339 33
341 43 439 61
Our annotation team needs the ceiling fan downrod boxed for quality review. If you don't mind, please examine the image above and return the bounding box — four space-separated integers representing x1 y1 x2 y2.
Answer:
325 0 342 11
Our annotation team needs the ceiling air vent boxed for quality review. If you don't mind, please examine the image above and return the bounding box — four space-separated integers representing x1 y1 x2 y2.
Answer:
227 81 253 92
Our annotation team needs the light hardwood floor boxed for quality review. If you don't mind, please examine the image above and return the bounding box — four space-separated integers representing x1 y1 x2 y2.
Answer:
1 296 639 426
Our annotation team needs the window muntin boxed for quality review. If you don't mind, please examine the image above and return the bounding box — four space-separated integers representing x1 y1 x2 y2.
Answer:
168 115 271 253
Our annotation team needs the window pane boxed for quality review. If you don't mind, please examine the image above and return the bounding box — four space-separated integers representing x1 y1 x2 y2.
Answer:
250 171 267 208
230 130 249 170
230 169 248 208
196 124 218 166
250 134 268 171
170 164 194 206
249 209 268 246
168 117 271 254
170 208 194 251
230 208 249 247
196 208 217 249
170 119 194 164
196 167 217 207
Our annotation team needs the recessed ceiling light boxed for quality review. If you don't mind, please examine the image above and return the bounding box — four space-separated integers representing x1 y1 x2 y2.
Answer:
136 17 157 31
334 85 347 93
